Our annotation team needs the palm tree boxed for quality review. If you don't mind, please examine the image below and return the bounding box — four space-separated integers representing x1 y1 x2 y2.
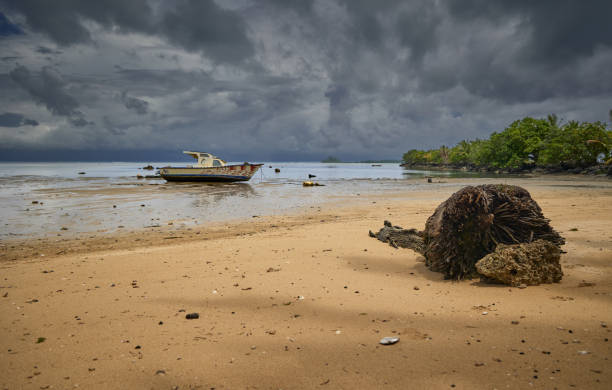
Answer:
547 114 559 129
439 145 449 164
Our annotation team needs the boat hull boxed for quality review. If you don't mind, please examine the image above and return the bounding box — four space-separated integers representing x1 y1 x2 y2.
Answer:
159 164 263 182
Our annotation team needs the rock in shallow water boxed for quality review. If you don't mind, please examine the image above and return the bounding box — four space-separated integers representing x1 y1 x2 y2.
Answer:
475 240 562 287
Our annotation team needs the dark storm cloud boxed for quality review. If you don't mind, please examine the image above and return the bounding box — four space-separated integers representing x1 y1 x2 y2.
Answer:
102 116 124 135
9 65 91 126
433 0 612 102
35 45 61 55
0 0 610 160
160 0 253 63
315 0 612 105
9 65 77 116
0 11 22 36
113 67 214 96
393 2 441 64
336 0 440 63
2 0 153 45
324 84 351 127
120 91 149 115
3 0 254 64
0 112 38 127
447 0 612 63
68 116 91 127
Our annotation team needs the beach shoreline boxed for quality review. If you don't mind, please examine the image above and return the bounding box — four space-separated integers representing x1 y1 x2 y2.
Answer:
3 175 610 262
1 177 611 389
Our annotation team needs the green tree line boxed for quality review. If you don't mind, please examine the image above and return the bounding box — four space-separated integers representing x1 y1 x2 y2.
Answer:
402 116 612 170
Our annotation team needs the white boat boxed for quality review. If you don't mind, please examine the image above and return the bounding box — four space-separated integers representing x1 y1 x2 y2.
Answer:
159 151 263 182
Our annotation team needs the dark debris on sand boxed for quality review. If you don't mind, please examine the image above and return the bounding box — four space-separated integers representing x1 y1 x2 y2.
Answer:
370 184 565 283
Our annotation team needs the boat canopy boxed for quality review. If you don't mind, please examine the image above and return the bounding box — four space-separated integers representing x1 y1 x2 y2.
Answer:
183 151 227 168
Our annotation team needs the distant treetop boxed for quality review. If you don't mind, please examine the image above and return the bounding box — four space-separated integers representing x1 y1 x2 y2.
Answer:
321 156 342 163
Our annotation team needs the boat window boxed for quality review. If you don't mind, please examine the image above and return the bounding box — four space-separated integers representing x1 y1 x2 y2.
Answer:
213 159 222 167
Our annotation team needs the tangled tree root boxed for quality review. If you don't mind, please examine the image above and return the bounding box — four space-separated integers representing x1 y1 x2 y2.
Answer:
423 184 564 279
369 220 425 253
370 184 565 282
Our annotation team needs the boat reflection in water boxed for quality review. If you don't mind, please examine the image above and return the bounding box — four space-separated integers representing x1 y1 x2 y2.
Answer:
163 182 257 208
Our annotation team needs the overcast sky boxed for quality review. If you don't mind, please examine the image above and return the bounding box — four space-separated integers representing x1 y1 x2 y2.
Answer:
1 0 611 161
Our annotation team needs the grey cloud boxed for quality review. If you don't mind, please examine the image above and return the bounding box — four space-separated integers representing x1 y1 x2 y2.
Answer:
4 0 254 64
9 65 78 116
120 91 149 115
324 84 351 128
0 112 38 127
329 0 441 63
113 68 213 96
3 0 153 45
9 65 91 126
264 0 315 14
0 0 611 160
35 45 61 55
394 2 441 63
447 0 612 63
102 116 124 136
160 0 254 63
316 0 612 105
0 10 23 36
68 115 91 127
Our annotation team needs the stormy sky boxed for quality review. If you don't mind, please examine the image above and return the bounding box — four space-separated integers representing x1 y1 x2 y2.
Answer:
1 0 611 161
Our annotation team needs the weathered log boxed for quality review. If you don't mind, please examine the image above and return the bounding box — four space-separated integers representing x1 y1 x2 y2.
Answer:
423 184 564 280
369 220 424 253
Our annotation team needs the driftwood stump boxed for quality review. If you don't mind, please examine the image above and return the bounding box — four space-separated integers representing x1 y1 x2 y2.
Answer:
423 184 564 279
369 184 564 282
369 220 424 253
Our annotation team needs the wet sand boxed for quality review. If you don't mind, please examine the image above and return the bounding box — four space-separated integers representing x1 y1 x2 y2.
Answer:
1 178 611 389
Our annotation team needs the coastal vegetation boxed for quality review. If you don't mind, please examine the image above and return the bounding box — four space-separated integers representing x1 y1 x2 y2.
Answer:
320 157 401 163
359 159 401 163
321 156 342 163
402 116 612 173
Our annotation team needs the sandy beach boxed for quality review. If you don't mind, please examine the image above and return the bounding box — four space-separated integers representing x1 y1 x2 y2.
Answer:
1 177 611 389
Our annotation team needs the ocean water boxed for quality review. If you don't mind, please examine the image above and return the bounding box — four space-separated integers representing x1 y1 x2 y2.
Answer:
0 161 467 239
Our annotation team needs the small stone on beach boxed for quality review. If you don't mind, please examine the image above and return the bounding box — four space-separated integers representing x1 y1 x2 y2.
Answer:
379 337 399 345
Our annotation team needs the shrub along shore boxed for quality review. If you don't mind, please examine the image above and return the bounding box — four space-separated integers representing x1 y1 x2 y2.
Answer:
402 115 612 175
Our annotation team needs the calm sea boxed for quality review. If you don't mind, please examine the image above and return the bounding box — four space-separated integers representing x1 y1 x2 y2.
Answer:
0 161 472 239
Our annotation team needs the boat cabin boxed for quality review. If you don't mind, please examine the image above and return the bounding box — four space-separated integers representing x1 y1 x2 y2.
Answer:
183 151 227 168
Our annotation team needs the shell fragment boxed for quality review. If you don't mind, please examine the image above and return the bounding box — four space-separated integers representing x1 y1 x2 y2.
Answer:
379 337 400 345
